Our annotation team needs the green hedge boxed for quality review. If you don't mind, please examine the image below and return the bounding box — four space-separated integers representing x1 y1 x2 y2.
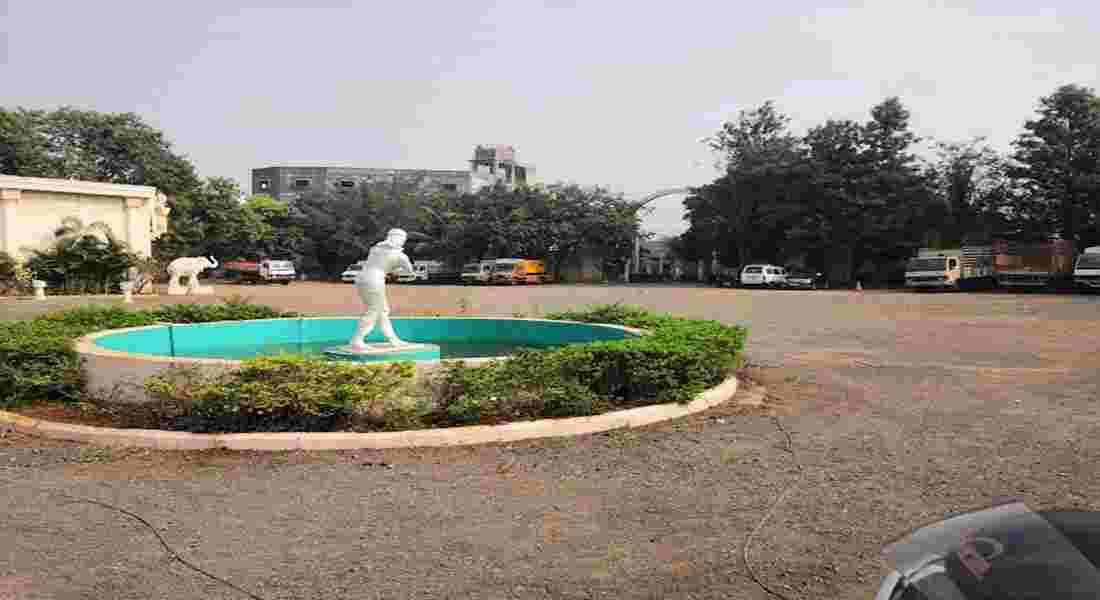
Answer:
431 304 747 425
0 303 298 407
145 356 417 433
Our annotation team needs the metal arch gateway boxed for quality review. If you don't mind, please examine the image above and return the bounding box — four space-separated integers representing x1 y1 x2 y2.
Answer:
632 187 694 208
628 187 695 280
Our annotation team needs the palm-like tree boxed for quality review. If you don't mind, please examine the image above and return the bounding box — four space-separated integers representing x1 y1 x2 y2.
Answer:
23 217 138 294
52 216 115 243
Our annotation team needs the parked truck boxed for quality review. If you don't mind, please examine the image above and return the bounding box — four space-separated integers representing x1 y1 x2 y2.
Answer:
489 258 548 284
991 239 1076 289
904 246 994 291
222 259 297 285
399 260 461 284
461 260 494 285
1074 246 1100 290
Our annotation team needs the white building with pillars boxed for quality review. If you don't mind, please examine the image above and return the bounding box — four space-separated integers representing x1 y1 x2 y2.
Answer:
0 175 170 259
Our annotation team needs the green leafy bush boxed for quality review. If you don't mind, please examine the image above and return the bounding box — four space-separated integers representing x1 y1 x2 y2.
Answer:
0 302 299 407
428 304 746 425
144 356 416 433
0 251 32 296
546 304 746 403
23 218 139 295
429 349 605 426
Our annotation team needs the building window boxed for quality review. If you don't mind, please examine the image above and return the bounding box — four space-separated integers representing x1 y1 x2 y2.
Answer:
258 179 271 191
293 178 311 188
338 180 355 188
442 183 458 192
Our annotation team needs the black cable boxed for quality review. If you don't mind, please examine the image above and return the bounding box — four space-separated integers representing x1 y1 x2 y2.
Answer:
741 414 804 600
54 493 268 600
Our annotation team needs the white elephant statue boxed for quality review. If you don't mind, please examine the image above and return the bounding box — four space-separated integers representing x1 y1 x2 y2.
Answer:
166 256 218 295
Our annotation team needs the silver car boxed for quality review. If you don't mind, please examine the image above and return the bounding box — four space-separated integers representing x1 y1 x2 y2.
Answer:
340 263 362 283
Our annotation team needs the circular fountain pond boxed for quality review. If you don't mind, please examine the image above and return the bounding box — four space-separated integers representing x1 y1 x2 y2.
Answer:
91 317 639 361
76 318 642 403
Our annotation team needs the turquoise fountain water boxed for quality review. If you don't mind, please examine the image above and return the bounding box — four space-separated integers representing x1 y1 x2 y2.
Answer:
92 318 638 363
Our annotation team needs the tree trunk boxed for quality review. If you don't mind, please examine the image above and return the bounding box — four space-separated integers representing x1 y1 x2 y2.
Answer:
826 243 855 286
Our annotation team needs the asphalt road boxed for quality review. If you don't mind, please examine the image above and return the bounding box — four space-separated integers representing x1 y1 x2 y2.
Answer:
2 284 1099 599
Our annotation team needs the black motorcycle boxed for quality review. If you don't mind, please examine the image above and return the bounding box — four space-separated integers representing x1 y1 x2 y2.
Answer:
875 502 1100 599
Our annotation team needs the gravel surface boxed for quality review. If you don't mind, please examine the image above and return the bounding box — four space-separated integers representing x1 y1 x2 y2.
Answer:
2 283 1099 599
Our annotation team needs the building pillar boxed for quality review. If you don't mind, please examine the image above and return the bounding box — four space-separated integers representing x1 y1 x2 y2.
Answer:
123 197 148 256
0 189 21 257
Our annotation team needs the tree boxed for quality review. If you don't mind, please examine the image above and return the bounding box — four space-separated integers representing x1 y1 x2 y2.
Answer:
795 98 929 284
294 185 429 277
689 102 807 269
155 178 270 261
1011 84 1100 245
0 106 201 196
925 138 1006 245
856 98 934 280
417 183 639 279
243 195 305 260
0 109 53 176
799 119 871 283
1 106 205 260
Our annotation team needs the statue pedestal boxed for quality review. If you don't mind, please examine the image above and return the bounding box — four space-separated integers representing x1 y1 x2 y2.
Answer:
323 343 440 363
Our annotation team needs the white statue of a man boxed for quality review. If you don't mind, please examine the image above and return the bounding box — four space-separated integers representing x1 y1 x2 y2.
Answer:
348 228 414 351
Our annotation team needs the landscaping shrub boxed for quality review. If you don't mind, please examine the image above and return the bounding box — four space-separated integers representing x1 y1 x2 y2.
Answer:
24 220 139 295
144 356 416 433
429 349 605 426
545 304 746 403
0 251 32 296
427 304 746 425
0 302 299 407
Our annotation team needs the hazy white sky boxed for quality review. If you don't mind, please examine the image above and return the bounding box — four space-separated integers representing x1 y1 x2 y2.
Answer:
3 1 1098 237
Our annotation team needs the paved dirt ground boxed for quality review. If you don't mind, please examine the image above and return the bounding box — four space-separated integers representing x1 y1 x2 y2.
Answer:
2 283 1099 599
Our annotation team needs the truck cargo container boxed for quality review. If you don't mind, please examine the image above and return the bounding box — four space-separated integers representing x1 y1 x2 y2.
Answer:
992 239 1076 288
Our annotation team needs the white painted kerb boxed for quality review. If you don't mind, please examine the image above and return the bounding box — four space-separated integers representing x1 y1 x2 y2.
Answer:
0 377 737 451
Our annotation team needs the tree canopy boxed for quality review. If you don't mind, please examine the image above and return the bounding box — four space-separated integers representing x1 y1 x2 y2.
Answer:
680 86 1100 285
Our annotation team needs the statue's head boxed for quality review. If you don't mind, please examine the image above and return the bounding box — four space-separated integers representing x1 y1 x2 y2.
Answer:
384 228 407 249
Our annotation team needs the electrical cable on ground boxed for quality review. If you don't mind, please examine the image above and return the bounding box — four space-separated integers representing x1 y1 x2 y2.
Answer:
53 492 268 600
742 414 805 600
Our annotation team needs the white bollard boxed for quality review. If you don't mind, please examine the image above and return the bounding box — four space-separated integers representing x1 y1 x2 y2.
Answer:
32 280 46 300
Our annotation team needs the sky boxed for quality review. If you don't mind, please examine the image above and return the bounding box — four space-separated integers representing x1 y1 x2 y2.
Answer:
2 1 1099 238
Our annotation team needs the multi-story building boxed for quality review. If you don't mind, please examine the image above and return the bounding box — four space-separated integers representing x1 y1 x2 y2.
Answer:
251 145 534 201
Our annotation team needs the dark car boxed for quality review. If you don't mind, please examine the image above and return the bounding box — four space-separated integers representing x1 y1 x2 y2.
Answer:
785 270 827 289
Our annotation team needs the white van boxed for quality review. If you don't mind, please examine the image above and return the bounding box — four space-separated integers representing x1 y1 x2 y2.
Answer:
740 264 787 287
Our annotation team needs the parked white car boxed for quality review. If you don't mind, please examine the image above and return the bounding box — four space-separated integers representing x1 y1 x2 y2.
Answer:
740 264 787 287
340 263 363 283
